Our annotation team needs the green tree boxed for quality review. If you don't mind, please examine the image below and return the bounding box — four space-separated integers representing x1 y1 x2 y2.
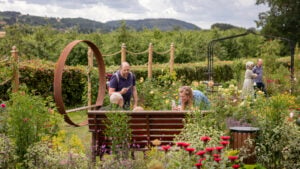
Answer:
256 0 300 50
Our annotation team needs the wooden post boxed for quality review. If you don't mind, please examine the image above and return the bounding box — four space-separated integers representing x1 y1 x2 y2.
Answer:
87 47 93 109
121 43 126 63
148 43 153 79
169 43 175 73
11 46 19 93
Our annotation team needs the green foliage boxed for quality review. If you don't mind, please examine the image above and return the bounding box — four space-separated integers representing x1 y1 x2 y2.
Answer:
103 112 132 159
0 101 8 133
175 111 225 150
254 94 300 169
7 90 59 162
24 140 90 169
0 134 17 169
256 0 300 52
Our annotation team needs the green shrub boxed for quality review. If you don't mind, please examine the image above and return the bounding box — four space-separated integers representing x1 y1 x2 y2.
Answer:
8 90 59 162
0 134 17 169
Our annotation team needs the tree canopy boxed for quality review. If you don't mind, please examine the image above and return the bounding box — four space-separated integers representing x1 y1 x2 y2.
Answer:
256 0 300 47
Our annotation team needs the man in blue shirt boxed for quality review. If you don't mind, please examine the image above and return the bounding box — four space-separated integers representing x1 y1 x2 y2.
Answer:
253 59 267 95
109 62 138 109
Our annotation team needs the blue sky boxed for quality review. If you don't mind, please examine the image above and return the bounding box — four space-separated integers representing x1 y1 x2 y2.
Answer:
0 0 269 29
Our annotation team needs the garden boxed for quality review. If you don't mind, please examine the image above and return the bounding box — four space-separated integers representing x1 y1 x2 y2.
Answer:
1 24 300 169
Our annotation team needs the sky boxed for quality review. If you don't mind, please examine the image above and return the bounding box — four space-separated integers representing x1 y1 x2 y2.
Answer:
0 0 269 29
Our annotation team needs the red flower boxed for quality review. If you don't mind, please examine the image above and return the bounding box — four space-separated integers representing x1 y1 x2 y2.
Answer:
196 150 206 156
161 145 171 152
198 158 206 162
205 147 214 153
1 103 5 108
185 147 195 155
214 157 222 163
213 154 220 158
228 156 238 162
220 136 230 140
176 142 190 148
200 136 211 143
195 163 203 169
215 146 224 152
220 141 230 146
232 164 240 169
185 147 195 152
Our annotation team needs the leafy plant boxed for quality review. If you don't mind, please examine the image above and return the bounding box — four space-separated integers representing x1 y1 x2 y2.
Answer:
7 90 59 162
103 112 132 160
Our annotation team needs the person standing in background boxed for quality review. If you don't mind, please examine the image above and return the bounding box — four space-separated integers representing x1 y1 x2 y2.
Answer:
253 59 267 96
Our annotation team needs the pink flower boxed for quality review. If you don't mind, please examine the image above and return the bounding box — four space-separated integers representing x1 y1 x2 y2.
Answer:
200 136 211 143
232 164 240 169
195 163 203 169
220 141 230 146
228 156 238 162
161 145 171 152
196 150 206 156
1 103 5 108
220 136 230 140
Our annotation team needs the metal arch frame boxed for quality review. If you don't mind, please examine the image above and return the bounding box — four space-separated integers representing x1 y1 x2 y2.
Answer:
54 40 106 127
207 30 295 93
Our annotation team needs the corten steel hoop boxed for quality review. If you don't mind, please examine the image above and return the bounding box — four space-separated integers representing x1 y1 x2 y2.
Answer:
54 40 106 127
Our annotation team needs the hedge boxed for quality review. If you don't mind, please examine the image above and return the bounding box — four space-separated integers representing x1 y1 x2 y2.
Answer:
0 58 290 106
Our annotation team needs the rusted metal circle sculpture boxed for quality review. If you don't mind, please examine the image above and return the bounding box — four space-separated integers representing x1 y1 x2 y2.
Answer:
54 40 106 126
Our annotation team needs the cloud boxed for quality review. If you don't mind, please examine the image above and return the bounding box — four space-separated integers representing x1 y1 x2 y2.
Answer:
0 0 269 29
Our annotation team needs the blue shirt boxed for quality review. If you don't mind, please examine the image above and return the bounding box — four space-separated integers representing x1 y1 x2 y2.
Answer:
109 71 136 106
179 90 210 110
253 65 263 83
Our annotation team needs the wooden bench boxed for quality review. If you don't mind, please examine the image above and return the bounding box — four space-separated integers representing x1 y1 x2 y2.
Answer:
88 110 205 161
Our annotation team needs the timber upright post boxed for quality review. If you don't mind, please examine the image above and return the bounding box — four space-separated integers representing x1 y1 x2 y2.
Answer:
121 43 126 63
148 43 153 79
169 43 175 73
87 47 94 108
11 46 19 93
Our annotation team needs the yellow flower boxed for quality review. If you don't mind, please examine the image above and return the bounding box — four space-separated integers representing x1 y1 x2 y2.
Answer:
192 81 199 87
165 99 170 104
139 77 144 83
208 80 214 87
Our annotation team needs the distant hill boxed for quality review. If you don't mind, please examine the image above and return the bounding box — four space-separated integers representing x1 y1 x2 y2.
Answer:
106 18 200 31
211 23 242 30
0 11 201 33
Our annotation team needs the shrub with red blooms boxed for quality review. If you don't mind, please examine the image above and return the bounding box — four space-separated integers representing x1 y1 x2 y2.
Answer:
170 136 241 168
